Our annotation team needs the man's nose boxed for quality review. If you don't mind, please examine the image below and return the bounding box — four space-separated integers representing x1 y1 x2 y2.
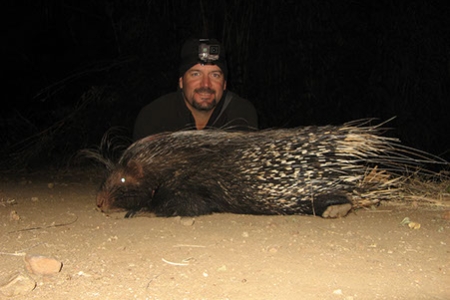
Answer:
201 75 211 87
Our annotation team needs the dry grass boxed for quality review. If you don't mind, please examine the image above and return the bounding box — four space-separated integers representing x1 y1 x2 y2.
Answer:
353 167 450 209
395 177 450 208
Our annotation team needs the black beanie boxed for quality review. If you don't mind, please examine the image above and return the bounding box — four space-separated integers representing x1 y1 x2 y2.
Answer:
178 38 228 79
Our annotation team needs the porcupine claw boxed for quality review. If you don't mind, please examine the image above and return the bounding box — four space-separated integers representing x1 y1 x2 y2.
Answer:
321 203 352 218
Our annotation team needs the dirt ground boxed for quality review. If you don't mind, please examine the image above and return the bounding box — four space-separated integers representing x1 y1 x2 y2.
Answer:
0 170 449 300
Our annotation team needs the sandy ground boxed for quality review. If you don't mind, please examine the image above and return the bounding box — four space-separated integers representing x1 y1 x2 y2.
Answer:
0 170 449 300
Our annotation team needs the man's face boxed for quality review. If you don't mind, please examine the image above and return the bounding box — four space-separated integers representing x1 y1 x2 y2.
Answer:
179 64 227 112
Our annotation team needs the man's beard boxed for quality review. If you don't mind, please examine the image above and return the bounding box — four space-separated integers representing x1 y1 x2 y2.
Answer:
188 87 218 111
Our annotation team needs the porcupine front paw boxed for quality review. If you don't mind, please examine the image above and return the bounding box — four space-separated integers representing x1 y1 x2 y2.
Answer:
321 203 352 218
312 194 352 218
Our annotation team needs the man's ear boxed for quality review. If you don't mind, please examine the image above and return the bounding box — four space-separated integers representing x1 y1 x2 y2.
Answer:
178 77 183 89
223 80 227 90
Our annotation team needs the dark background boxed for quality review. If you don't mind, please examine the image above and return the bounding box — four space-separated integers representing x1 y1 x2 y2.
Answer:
2 0 450 170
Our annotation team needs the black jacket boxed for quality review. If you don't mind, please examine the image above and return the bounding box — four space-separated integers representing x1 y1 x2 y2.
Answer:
133 90 258 140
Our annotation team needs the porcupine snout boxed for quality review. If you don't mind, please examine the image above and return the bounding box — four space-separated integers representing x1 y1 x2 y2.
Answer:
96 188 114 212
96 168 129 213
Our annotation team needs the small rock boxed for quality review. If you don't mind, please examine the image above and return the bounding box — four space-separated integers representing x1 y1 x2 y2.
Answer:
24 254 63 275
47 183 55 189
179 217 195 226
332 289 343 295
442 210 450 220
268 245 279 253
0 273 36 297
408 222 421 230
217 265 227 272
9 210 20 221
6 198 18 206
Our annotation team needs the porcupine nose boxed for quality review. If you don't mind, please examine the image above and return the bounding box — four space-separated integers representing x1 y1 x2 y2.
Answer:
96 192 107 211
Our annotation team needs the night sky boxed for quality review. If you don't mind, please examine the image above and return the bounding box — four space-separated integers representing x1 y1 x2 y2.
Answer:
2 0 450 169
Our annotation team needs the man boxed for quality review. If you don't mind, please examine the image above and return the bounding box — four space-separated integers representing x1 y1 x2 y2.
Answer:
133 38 258 141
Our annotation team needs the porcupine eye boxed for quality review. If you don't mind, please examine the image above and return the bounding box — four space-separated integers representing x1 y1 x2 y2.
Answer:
120 177 126 183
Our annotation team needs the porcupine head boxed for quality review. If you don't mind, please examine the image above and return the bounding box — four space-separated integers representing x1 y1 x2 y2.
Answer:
96 160 155 213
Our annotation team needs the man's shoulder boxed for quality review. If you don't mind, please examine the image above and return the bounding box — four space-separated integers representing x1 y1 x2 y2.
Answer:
149 91 180 106
139 92 181 113
226 91 255 109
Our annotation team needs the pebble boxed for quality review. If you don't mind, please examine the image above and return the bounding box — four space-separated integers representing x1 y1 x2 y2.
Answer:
9 210 20 221
0 273 36 297
179 217 195 226
442 210 450 220
24 254 63 275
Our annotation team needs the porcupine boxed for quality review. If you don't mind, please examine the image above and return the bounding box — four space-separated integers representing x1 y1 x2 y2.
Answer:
96 120 448 218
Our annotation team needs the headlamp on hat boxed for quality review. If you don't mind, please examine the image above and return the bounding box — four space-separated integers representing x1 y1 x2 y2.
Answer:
179 38 228 78
198 39 220 64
